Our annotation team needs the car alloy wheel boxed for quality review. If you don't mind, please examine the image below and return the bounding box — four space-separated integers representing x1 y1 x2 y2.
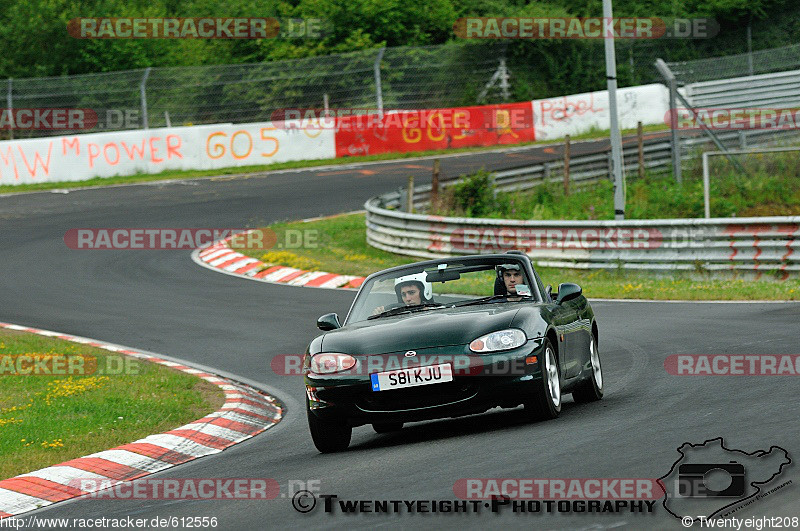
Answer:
572 335 604 403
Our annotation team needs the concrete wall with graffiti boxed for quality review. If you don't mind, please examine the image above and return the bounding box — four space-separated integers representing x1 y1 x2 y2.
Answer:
0 83 669 185
530 83 669 141
0 123 336 185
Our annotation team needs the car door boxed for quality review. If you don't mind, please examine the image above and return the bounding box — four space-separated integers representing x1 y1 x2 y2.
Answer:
538 273 577 380
563 295 592 379
554 298 580 379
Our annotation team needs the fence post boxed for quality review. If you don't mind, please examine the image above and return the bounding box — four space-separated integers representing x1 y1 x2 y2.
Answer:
431 159 440 205
140 67 151 130
6 79 12 140
637 121 645 178
702 152 711 219
499 58 510 101
655 59 682 184
746 23 754 76
374 47 386 119
563 135 570 196
164 111 171 128
407 175 414 213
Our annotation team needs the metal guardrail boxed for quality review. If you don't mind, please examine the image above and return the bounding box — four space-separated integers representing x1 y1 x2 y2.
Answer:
683 69 800 109
382 128 800 210
365 199 800 274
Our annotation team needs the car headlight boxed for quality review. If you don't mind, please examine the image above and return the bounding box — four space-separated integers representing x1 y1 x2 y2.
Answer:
310 353 357 374
469 329 527 353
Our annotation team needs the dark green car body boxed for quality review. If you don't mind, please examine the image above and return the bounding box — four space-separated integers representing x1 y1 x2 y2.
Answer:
303 253 603 452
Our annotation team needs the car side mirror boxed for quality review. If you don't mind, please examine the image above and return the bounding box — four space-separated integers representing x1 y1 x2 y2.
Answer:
317 313 341 331
556 283 582 304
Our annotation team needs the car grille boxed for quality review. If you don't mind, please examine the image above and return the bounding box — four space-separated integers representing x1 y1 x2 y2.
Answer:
356 381 476 412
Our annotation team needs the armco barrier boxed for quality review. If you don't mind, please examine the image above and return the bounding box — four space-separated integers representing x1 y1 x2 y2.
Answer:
365 196 800 275
389 128 800 211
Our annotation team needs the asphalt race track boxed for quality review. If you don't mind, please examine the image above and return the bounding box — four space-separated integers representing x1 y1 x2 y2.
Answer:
2 136 799 529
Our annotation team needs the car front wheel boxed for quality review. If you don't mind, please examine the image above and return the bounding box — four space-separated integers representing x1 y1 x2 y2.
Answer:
522 338 561 421
572 335 603 403
307 399 352 453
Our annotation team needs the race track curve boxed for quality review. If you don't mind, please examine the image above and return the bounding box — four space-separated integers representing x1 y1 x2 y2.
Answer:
1 137 798 529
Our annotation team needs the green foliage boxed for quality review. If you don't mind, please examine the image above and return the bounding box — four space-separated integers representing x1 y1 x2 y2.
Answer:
0 0 797 81
446 168 497 217
435 150 800 221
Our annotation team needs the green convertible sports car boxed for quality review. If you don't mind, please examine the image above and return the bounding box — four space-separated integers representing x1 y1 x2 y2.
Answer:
303 251 603 453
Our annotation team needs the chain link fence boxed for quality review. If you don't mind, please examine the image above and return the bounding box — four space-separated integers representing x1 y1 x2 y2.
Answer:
4 38 799 141
666 43 800 83
3 42 510 139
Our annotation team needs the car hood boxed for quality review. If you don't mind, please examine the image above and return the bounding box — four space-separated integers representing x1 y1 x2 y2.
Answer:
322 305 522 355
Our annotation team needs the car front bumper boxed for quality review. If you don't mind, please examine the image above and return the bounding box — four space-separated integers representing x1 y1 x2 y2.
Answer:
305 339 545 427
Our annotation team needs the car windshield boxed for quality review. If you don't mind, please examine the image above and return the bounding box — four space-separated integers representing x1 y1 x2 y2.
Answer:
346 257 539 324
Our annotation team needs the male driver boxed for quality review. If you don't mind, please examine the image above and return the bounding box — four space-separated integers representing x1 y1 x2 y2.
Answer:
372 273 433 315
496 263 528 300
397 281 423 305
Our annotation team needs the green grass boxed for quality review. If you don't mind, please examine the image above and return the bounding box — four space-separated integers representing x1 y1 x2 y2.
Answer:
0 123 669 195
432 155 800 220
0 329 224 480
238 213 800 300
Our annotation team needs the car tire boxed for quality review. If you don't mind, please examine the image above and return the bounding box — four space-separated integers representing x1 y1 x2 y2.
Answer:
307 399 352 453
522 338 561 421
572 334 604 403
